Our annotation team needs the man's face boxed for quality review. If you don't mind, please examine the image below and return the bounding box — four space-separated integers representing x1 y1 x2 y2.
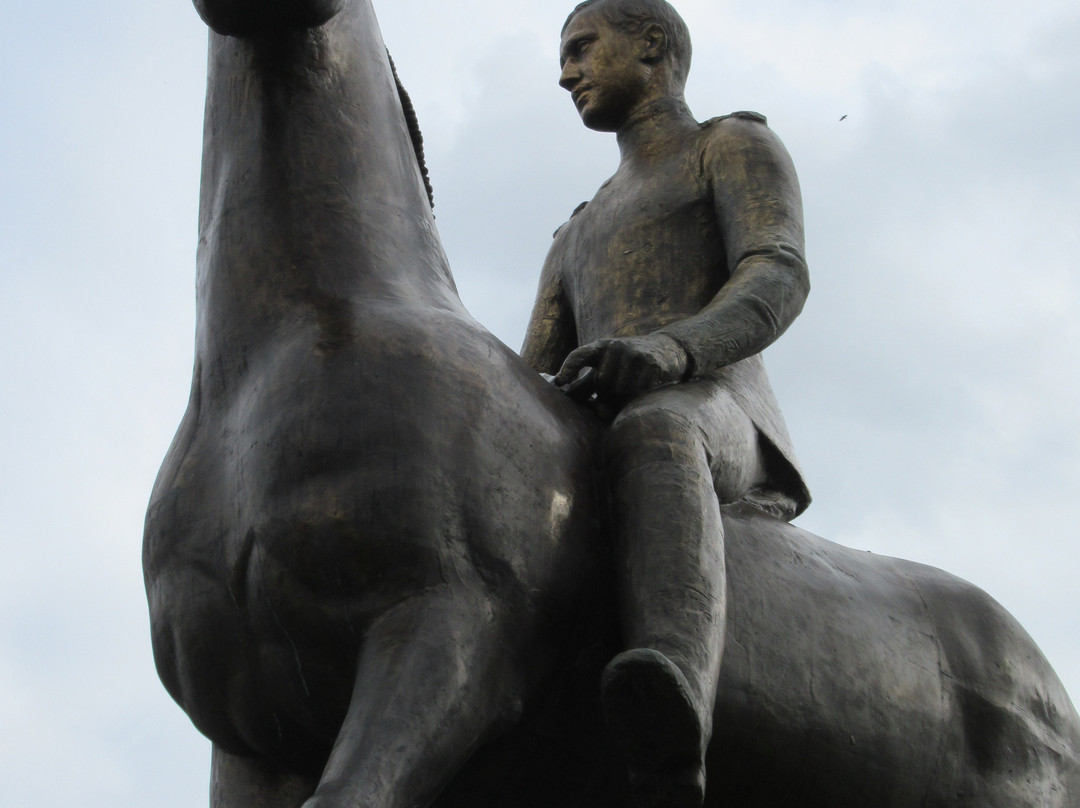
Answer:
559 7 651 132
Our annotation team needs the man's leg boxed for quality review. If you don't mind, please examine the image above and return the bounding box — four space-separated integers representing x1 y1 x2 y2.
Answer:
601 382 764 807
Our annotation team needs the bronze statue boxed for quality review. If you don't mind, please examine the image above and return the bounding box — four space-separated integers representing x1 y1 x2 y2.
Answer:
143 1 1080 806
524 2 808 803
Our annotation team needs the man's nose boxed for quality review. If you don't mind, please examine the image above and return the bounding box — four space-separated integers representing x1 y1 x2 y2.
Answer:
559 62 580 91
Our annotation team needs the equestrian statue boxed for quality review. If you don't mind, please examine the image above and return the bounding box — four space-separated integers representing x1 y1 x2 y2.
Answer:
143 1 1080 806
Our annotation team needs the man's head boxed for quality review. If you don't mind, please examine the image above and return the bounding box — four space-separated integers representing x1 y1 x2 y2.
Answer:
560 0 692 132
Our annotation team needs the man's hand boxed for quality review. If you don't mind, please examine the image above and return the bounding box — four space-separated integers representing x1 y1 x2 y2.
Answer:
554 333 689 405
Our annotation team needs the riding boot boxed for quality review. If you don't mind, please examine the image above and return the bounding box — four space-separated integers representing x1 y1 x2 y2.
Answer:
602 648 709 808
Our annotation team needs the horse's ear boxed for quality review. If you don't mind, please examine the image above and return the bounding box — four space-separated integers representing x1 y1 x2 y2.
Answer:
193 0 345 36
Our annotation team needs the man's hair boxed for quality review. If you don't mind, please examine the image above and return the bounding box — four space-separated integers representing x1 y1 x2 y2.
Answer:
563 0 692 88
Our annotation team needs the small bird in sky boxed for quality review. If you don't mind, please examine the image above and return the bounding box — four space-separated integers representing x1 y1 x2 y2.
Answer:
839 114 848 121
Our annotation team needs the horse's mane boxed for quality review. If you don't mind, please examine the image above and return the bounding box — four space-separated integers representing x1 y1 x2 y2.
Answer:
387 50 434 210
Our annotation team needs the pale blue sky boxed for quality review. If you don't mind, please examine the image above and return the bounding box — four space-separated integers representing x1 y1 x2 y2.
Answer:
1 0 1077 804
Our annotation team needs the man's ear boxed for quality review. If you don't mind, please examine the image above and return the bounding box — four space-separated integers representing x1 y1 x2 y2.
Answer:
640 23 667 64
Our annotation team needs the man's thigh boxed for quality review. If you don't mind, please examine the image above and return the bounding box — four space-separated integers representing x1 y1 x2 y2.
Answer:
614 380 767 503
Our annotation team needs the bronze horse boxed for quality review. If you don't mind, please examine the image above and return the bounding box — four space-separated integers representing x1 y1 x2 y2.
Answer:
144 1 1080 806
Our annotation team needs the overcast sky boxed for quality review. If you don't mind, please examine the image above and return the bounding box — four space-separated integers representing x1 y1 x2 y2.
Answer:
1 0 1077 804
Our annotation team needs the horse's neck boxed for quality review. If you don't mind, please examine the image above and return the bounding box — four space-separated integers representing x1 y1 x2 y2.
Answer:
195 0 459 370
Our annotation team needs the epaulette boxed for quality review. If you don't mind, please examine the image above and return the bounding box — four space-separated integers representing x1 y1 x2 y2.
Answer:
703 110 768 127
553 201 589 238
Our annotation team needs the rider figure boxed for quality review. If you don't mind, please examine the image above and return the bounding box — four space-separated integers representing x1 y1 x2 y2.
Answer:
522 1 811 804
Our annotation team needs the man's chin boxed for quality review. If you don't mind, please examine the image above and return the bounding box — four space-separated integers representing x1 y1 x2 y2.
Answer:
579 110 620 132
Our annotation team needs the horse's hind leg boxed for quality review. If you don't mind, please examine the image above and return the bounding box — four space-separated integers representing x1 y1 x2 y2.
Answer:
211 745 317 808
302 586 529 808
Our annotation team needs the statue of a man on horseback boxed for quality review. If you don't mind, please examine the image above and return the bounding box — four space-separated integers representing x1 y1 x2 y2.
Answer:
524 2 809 804
144 0 1080 806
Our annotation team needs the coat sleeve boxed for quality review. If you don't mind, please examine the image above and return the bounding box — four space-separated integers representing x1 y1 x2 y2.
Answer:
521 236 578 376
658 114 810 378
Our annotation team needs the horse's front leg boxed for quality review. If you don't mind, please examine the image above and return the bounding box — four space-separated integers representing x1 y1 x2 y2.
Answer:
193 0 345 36
301 586 531 808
